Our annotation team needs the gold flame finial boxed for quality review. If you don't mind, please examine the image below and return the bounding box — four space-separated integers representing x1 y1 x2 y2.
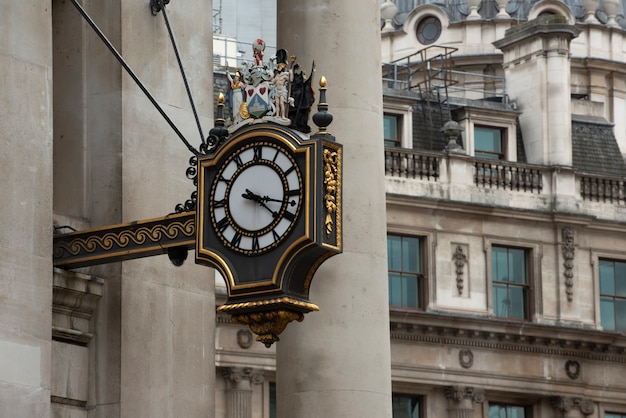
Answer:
217 92 225 104
320 76 327 88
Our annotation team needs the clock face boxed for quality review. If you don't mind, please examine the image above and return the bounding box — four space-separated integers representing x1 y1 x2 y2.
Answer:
209 141 303 255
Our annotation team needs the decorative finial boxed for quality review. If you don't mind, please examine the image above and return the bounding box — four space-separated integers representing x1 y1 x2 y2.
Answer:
313 76 333 135
202 93 229 153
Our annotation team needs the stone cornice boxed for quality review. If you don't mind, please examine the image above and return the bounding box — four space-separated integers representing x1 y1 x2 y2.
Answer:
390 311 626 363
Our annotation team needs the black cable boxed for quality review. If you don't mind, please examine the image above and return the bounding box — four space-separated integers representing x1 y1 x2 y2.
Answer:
159 0 206 145
69 0 200 157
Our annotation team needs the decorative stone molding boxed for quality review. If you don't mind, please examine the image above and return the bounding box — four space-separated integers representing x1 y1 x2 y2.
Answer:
459 349 474 369
222 367 264 386
453 245 467 295
389 313 626 364
237 329 254 349
52 268 104 345
565 360 580 380
445 386 485 418
444 386 485 403
561 227 575 302
550 396 594 416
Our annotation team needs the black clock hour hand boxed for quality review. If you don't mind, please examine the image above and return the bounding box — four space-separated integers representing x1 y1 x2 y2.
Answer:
242 189 279 218
261 195 297 207
242 189 262 203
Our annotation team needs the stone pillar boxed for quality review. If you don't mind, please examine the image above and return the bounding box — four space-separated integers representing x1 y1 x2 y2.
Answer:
222 367 264 418
549 396 595 418
0 2 53 418
494 16 580 167
276 1 393 417
444 386 485 418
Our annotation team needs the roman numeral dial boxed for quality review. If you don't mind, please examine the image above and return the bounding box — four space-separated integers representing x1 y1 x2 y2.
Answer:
209 141 304 256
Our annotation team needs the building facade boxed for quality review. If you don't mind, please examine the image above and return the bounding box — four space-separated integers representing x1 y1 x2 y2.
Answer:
215 1 626 418
3 0 626 417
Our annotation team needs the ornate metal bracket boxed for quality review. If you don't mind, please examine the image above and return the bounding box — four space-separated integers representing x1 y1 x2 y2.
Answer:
150 0 170 16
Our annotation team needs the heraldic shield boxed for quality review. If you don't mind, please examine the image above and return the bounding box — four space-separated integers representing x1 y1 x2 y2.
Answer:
246 82 270 119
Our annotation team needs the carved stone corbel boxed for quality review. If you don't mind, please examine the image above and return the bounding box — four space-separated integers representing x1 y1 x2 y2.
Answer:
444 386 485 418
550 396 594 417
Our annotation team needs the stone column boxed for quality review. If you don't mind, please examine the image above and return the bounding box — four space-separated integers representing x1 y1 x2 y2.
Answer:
494 16 580 167
276 1 393 417
444 386 485 418
222 367 264 418
0 3 53 418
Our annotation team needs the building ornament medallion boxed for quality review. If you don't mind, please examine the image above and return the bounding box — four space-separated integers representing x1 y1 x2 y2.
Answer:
561 227 575 302
458 349 474 368
565 359 580 380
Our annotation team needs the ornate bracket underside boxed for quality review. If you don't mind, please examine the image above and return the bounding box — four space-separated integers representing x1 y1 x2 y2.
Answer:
53 211 195 269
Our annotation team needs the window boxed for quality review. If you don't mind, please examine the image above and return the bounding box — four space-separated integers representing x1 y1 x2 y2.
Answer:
475 126 505 160
599 259 626 331
393 394 421 418
416 16 442 45
388 235 424 309
489 404 527 418
492 246 530 320
269 382 277 418
606 413 626 418
384 114 402 147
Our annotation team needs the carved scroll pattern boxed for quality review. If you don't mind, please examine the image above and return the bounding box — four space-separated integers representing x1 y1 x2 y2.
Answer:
453 245 468 295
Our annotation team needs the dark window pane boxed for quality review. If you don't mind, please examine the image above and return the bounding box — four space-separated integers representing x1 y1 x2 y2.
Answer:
392 394 420 418
388 236 402 270
600 260 615 295
493 246 508 282
269 383 277 418
475 126 504 159
389 273 402 306
508 286 527 319
601 297 616 330
489 405 506 418
615 299 626 331
493 284 509 317
616 261 626 297
402 274 419 308
403 237 421 273
509 406 526 418
509 248 527 284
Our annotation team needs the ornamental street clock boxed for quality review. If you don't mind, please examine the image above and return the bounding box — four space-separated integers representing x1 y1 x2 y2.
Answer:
196 89 342 347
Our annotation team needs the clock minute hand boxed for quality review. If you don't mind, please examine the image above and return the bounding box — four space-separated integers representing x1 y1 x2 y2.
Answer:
261 195 297 207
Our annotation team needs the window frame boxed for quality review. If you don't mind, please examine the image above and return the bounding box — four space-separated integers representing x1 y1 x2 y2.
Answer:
485 237 542 322
474 125 506 160
593 251 626 332
387 233 427 311
392 392 422 418
456 106 520 162
488 402 531 418
384 113 402 148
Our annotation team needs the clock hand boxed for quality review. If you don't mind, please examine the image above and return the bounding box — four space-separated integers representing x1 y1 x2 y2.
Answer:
242 189 262 202
261 195 297 207
242 189 279 218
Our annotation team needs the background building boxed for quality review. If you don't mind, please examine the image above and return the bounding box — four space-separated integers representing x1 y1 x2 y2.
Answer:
3 0 626 417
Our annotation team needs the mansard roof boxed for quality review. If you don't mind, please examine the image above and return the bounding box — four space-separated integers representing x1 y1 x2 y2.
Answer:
572 117 626 178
